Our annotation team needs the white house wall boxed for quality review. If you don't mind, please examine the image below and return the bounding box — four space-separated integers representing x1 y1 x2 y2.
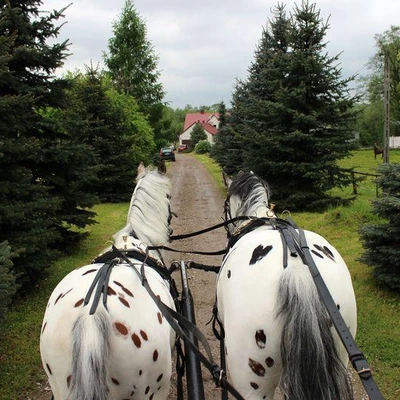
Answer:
180 124 216 145
208 115 220 129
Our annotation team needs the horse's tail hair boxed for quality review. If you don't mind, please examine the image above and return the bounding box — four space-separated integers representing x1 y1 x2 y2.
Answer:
69 307 112 400
276 264 353 400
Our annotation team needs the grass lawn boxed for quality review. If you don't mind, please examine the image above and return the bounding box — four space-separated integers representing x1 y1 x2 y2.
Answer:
0 150 399 399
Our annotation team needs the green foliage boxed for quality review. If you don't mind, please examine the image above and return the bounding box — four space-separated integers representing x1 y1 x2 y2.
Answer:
212 101 245 175
66 67 149 202
218 2 357 211
362 26 400 134
104 0 164 111
190 122 207 147
0 1 77 289
0 241 17 321
195 139 211 154
360 163 400 291
353 102 384 146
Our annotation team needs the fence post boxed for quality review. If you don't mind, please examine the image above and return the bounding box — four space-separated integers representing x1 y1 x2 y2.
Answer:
351 172 357 195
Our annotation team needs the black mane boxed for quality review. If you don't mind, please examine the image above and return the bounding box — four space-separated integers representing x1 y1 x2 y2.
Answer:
229 172 270 202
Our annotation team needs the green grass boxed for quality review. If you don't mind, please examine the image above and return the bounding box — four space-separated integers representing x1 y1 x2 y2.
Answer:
193 153 226 192
0 203 129 400
0 150 399 399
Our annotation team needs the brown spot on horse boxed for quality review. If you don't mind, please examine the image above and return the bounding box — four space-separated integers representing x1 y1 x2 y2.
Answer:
249 358 266 376
132 333 141 348
114 322 129 336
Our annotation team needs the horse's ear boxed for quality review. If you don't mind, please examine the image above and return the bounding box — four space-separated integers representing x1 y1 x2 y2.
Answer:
137 162 146 176
222 170 232 189
158 159 167 174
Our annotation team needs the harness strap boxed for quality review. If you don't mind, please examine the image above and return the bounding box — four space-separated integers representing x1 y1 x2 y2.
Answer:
112 245 245 400
84 259 118 314
148 244 227 256
296 227 384 400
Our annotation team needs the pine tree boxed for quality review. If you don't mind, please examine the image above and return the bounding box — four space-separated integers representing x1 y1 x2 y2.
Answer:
360 164 400 291
0 241 17 321
104 0 164 111
212 100 245 175
190 122 207 147
69 67 144 202
0 1 68 288
223 2 357 211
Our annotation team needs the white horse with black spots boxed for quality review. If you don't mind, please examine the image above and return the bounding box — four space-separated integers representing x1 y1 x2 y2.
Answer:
216 171 357 400
40 162 176 400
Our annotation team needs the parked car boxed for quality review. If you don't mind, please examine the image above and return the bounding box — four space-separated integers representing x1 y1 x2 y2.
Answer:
159 147 175 161
178 144 188 153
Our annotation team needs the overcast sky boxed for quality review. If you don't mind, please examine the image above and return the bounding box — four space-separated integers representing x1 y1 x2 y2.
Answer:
40 0 400 109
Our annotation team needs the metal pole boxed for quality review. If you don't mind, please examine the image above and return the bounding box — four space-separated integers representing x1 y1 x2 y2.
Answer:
180 261 205 400
383 49 390 163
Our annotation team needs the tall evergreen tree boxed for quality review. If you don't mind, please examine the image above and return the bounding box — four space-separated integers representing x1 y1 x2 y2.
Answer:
104 0 164 110
222 2 357 211
103 0 171 150
0 1 71 288
69 67 151 202
190 122 207 147
212 99 245 175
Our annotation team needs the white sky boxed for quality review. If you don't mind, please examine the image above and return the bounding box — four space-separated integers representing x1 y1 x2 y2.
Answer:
40 0 400 109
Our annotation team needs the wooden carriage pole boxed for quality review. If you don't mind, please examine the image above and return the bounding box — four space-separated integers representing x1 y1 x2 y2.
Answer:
179 261 205 400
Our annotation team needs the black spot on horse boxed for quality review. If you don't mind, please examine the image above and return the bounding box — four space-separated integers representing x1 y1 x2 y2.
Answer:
265 357 274 368
250 245 273 265
255 329 266 349
314 244 336 262
311 249 324 259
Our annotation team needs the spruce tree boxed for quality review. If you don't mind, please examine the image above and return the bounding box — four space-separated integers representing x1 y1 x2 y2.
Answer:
212 99 245 175
0 241 17 320
70 67 139 202
104 0 164 110
190 122 207 147
0 1 68 288
224 2 357 211
360 164 400 291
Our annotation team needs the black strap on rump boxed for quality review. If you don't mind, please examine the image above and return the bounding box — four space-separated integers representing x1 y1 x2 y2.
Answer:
112 245 245 400
84 259 119 315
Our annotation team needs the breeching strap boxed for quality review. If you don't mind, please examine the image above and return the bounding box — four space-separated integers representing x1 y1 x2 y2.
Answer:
111 245 245 400
295 227 384 400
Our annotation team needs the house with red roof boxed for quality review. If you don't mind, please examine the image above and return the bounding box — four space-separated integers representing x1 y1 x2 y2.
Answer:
179 110 220 147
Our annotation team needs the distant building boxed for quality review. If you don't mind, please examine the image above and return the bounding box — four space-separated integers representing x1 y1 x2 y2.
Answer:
389 136 400 148
179 110 220 147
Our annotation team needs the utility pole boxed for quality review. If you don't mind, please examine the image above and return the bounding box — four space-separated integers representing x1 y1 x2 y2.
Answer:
383 49 390 163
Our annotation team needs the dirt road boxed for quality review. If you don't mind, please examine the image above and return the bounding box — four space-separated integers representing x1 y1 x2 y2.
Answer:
164 154 227 399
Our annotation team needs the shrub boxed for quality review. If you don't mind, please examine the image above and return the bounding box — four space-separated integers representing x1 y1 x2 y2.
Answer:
0 241 17 321
359 163 400 291
195 140 211 154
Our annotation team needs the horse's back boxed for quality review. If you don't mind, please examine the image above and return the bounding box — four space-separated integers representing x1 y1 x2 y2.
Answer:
41 263 175 399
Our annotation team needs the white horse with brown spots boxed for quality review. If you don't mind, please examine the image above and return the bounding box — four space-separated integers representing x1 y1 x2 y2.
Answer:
216 172 357 400
40 162 176 400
